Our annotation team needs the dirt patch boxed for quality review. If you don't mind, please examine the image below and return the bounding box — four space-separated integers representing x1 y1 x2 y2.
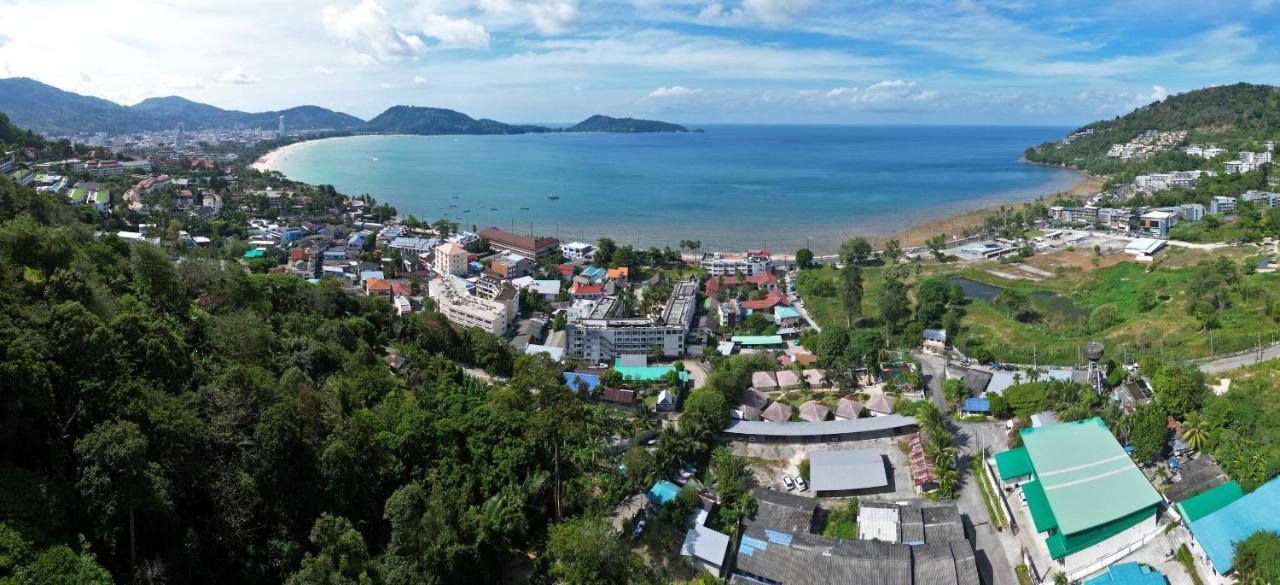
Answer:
1024 247 1131 274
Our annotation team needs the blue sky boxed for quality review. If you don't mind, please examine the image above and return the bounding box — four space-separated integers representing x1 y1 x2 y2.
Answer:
1 0 1278 125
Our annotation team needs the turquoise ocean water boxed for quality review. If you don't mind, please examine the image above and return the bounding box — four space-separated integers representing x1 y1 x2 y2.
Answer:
264 125 1077 253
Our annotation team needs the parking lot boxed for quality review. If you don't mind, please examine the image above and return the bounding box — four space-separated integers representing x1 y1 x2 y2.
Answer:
727 435 919 501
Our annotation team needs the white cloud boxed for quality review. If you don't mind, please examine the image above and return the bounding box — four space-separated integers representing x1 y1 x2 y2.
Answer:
647 85 702 97
217 65 257 85
321 0 425 62
420 12 490 49
526 0 581 35
413 75 428 84
312 65 337 76
695 0 816 25
1149 84 1168 101
0 34 10 48
825 79 935 103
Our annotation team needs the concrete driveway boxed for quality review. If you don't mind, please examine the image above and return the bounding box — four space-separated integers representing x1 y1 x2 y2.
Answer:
955 421 1018 585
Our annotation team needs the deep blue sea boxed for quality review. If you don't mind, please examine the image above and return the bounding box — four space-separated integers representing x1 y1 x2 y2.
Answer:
264 125 1077 253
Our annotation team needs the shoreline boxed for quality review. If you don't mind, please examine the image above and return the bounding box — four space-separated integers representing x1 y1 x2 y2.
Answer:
885 172 1102 248
252 134 1099 255
250 136 352 172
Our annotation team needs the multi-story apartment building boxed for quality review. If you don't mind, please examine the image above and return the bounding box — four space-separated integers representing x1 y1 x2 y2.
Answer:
701 250 771 276
566 278 698 362
428 275 516 335
433 241 469 276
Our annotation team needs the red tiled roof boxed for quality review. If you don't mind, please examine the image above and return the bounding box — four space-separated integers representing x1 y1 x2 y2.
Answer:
740 290 790 311
571 283 604 295
478 227 558 253
288 248 309 262
390 280 412 297
746 272 779 286
366 278 391 292
559 263 575 277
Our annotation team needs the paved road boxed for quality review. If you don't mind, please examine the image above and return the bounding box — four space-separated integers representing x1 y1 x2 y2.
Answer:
954 421 1017 585
1197 342 1280 374
915 351 948 410
794 301 823 333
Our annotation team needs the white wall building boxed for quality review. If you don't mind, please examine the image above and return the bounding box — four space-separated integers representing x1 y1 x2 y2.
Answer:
428 276 514 335
560 241 597 261
701 250 771 276
566 278 698 362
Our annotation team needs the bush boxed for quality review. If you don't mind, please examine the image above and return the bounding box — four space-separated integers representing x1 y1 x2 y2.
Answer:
798 458 811 483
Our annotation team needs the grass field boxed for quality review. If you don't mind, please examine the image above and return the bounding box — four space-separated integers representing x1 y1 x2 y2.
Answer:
797 249 1280 365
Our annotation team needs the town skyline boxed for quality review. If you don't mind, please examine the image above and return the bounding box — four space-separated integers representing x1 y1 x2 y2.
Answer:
2 0 1279 125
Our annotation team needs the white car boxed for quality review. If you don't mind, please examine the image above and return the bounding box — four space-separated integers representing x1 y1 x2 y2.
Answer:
795 477 808 492
782 476 796 491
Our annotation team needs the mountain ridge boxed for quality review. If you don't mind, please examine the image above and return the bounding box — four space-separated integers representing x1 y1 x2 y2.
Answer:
0 77 688 137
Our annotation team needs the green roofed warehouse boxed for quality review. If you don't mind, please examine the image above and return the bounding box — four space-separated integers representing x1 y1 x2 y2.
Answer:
995 418 1162 580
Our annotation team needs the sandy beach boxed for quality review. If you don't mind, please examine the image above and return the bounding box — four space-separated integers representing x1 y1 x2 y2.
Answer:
887 173 1103 247
250 136 348 172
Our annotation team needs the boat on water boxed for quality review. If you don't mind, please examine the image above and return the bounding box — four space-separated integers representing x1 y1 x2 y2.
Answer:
547 194 559 200
490 207 498 211
520 207 530 210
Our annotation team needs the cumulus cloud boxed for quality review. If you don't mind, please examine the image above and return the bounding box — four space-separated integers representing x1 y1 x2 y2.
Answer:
413 75 428 84
217 65 256 85
421 12 490 49
527 0 581 35
1149 84 1168 101
321 0 425 62
647 85 702 97
312 65 337 76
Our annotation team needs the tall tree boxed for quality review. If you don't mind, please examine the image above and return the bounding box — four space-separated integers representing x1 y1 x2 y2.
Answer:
838 264 863 327
839 237 873 265
286 514 378 585
73 420 172 573
878 276 912 334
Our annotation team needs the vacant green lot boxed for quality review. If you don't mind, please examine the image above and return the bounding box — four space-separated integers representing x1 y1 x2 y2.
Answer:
797 255 1280 365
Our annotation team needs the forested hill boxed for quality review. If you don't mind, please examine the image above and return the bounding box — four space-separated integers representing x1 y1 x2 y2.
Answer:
566 114 689 133
1025 82 1280 172
363 105 553 135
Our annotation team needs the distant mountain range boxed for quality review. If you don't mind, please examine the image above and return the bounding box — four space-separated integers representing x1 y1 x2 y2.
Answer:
0 77 690 137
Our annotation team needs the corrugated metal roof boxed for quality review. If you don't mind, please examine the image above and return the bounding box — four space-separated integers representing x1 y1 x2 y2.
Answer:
1189 476 1280 574
809 449 887 493
724 414 916 437
1021 418 1160 535
682 525 730 566
1175 480 1243 524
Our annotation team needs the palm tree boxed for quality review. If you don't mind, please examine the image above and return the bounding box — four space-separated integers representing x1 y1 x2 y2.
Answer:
1181 412 1207 452
633 402 657 434
934 465 959 498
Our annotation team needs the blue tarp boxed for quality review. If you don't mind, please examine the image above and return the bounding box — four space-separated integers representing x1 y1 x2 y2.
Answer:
963 398 991 413
1188 476 1280 574
647 480 681 506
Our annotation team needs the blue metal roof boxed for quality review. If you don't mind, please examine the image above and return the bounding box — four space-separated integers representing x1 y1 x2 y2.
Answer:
1189 476 1280 574
923 328 947 341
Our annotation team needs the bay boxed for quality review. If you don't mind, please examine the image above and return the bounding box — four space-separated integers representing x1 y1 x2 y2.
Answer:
263 125 1078 253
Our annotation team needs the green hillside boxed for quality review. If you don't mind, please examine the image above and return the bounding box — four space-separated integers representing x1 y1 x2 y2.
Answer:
1026 83 1280 174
